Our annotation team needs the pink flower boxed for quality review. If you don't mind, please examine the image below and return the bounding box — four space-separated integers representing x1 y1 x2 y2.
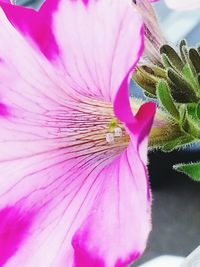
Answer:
0 0 11 3
0 0 156 266
165 0 200 9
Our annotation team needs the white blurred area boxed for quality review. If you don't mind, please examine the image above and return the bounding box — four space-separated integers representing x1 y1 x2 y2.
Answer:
141 246 200 267
153 1 200 45
138 256 184 267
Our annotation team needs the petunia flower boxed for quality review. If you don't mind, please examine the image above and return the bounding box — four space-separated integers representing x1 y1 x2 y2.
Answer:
0 0 156 266
0 0 11 3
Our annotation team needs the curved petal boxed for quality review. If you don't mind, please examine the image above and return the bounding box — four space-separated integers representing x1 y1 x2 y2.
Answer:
72 123 154 267
0 0 155 266
0 0 60 59
0 0 144 101
72 69 156 266
51 0 144 102
165 0 200 9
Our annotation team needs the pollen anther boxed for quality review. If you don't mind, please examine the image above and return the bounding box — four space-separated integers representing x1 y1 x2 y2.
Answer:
106 133 114 144
114 127 123 137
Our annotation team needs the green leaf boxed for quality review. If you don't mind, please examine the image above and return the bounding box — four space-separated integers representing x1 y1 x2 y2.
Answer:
144 91 156 99
150 65 166 79
189 48 200 75
174 162 200 181
132 66 158 96
161 135 193 152
156 80 179 120
179 41 189 64
161 54 172 69
179 105 200 138
182 64 199 94
160 44 184 72
186 103 198 119
196 102 200 119
186 102 200 120
167 68 198 103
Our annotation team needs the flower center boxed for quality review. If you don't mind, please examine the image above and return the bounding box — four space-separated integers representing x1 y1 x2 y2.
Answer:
50 97 130 160
106 119 123 144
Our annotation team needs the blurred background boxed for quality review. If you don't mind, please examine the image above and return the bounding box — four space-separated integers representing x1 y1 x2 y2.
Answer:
15 0 200 266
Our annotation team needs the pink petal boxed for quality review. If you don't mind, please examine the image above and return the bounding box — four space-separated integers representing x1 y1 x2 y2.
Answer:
0 0 60 59
0 207 35 266
72 64 156 266
165 0 200 9
0 0 156 266
72 124 155 267
51 0 144 102
0 0 144 101
0 0 11 3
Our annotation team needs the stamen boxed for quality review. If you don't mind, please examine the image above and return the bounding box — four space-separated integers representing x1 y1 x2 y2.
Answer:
108 119 118 132
106 119 124 143
106 133 114 144
114 127 123 137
